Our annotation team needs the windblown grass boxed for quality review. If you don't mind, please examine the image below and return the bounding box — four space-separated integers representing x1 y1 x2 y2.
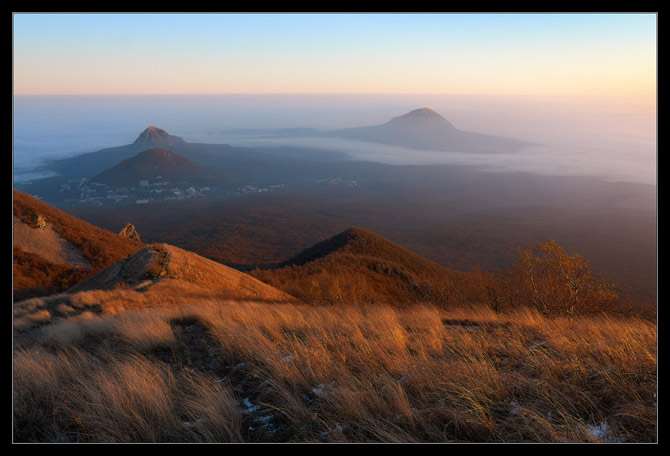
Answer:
13 295 656 443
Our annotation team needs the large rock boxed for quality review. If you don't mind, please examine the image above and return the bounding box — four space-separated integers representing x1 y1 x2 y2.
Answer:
68 243 295 303
119 223 141 242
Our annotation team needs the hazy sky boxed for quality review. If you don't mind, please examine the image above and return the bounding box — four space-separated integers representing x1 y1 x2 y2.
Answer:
13 13 656 97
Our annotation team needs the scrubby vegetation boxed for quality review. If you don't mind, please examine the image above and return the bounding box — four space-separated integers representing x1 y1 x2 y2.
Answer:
13 247 90 302
252 229 643 319
13 297 657 443
13 190 144 300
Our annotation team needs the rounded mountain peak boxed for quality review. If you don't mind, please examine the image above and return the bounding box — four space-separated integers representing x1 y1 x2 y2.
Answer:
404 107 443 118
387 107 455 130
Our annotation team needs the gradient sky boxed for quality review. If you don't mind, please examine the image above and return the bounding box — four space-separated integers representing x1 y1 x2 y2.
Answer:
13 13 657 97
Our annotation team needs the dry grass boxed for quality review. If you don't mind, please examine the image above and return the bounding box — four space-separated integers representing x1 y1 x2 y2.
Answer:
13 295 657 443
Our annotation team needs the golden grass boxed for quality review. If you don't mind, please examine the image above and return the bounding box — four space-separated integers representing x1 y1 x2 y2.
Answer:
13 295 657 443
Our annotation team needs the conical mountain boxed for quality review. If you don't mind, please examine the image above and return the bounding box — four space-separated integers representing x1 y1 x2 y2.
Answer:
47 126 189 178
68 243 294 302
252 226 468 306
91 147 215 187
328 107 531 153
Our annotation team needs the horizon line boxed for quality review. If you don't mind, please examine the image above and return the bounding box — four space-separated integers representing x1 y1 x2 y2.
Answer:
13 92 656 98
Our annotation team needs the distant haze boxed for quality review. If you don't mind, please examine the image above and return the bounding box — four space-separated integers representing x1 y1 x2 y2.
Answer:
13 93 656 185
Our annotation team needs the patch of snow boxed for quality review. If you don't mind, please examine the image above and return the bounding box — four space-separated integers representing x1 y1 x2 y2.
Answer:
509 401 521 416
257 415 273 423
312 384 327 397
241 397 259 414
182 418 206 428
585 421 627 443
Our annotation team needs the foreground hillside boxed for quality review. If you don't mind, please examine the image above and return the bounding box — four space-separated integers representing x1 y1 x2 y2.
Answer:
13 193 656 442
13 190 144 300
13 297 656 443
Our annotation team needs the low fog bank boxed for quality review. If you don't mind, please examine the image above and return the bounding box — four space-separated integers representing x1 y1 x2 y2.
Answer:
13 94 656 185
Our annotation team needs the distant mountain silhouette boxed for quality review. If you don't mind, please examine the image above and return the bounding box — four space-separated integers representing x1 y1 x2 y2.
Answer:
69 243 294 302
43 125 349 183
47 126 192 178
326 107 533 153
13 190 144 300
91 148 216 187
252 226 469 306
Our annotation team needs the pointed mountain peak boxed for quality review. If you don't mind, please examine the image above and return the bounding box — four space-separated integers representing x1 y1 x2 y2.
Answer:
133 126 185 148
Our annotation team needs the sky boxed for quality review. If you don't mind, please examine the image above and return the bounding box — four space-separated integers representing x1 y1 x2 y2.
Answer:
12 13 657 97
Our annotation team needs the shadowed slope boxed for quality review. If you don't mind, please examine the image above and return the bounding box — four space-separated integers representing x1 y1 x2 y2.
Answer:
91 147 216 187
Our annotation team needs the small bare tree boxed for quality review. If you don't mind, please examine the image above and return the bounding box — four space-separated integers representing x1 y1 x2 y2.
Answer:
519 240 618 316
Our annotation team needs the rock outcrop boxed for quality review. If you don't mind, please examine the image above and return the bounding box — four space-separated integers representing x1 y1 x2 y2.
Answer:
68 243 294 302
35 214 46 230
119 223 141 242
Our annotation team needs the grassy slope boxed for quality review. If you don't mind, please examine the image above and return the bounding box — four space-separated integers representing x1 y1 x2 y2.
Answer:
13 295 657 443
251 227 487 307
13 190 144 300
